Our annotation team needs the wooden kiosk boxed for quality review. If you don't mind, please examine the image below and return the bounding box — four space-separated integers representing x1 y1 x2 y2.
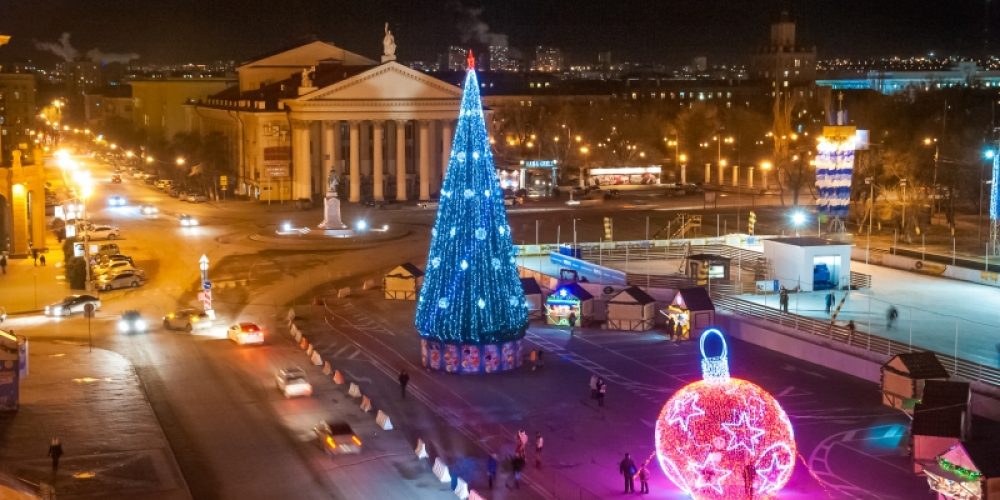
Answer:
663 287 715 340
383 263 424 301
606 286 657 331
880 352 949 411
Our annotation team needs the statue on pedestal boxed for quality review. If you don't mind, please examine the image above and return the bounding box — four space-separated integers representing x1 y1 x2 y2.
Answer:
382 22 397 63
319 170 345 230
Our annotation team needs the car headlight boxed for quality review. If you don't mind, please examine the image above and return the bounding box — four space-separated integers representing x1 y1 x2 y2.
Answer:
135 320 147 330
118 320 129 331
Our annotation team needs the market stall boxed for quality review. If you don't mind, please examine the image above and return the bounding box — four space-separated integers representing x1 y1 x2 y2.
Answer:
662 287 715 340
606 286 656 331
880 351 949 411
383 263 424 301
686 254 731 281
912 380 972 474
924 441 1000 500
520 277 544 319
545 283 593 326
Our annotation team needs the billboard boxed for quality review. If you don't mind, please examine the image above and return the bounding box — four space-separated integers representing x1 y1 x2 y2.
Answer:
263 146 291 178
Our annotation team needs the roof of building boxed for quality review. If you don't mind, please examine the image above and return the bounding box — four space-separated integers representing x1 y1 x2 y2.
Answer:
520 277 543 295
764 237 850 247
386 262 423 278
912 405 966 438
204 62 372 110
963 441 1000 477
676 287 715 311
882 352 950 379
921 380 970 408
550 282 593 301
610 286 656 305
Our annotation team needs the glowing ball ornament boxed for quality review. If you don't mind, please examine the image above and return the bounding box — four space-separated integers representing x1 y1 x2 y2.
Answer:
655 329 796 499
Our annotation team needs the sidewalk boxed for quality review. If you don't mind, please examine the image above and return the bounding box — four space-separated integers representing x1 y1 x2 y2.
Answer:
2 233 71 315
0 340 190 499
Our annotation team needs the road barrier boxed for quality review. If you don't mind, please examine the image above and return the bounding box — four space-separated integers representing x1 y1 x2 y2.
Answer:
322 361 332 375
286 308 296 324
360 395 372 412
306 344 315 357
375 410 394 430
291 324 302 343
467 491 485 500
362 279 377 290
337 287 351 298
432 457 451 483
414 439 429 459
453 478 469 499
310 351 322 366
333 370 345 385
299 338 309 350
348 383 362 398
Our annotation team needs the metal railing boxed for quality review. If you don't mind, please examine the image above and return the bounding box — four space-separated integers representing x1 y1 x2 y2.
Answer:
711 294 1000 387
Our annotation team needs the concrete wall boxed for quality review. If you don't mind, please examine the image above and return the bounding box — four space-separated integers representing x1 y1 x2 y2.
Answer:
853 247 1000 288
762 240 808 290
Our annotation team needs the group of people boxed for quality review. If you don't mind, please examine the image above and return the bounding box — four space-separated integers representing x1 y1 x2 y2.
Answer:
618 453 651 494
589 374 607 406
495 429 544 489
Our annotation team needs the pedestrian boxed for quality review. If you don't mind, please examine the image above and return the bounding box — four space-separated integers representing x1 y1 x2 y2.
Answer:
597 378 606 407
518 429 528 450
47 437 63 473
529 349 538 371
743 462 757 497
638 463 650 494
665 315 675 340
619 453 636 493
398 369 410 399
887 306 898 330
509 454 525 489
779 288 789 313
487 453 498 489
1 254 7 274
825 291 835 315
847 320 856 344
534 432 544 468
39 254 46 267
567 311 577 335
32 248 38 266
589 374 598 400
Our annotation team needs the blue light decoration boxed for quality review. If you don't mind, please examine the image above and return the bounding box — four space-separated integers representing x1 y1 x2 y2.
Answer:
815 135 856 218
991 152 999 222
415 50 528 374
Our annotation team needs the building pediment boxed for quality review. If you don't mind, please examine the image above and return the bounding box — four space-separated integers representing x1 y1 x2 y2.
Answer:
298 62 462 102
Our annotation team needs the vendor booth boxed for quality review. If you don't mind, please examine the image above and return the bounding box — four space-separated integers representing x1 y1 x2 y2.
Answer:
606 286 656 331
662 287 715 340
545 283 593 326
686 254 731 281
761 237 852 291
912 380 972 474
881 351 950 411
521 277 544 319
924 441 1000 500
383 263 424 301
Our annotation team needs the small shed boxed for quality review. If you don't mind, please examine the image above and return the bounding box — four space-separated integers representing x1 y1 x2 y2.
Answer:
686 254 732 281
545 282 594 327
663 287 715 340
924 441 1000 500
520 277 544 319
912 380 972 473
606 286 657 331
761 237 852 291
881 351 950 411
383 263 424 301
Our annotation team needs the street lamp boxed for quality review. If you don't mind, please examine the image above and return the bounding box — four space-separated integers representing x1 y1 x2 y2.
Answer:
175 157 186 166
789 209 807 236
924 137 939 213
865 176 875 264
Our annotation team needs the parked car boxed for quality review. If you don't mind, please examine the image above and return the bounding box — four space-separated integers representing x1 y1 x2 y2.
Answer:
275 367 313 398
96 254 134 268
155 180 173 191
93 260 138 277
81 225 120 240
178 214 199 226
96 269 146 291
117 310 148 334
185 193 208 203
107 195 127 207
140 204 159 216
314 421 362 455
111 174 122 183
45 295 101 316
168 187 183 198
162 308 213 332
227 322 265 345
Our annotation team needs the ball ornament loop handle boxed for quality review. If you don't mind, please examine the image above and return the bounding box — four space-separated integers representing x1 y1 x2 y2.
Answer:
699 328 730 383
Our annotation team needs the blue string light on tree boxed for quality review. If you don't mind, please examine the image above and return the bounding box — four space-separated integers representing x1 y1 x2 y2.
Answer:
414 50 528 374
655 329 796 499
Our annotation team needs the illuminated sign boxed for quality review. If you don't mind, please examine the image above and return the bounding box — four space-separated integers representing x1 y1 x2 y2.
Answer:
590 166 661 176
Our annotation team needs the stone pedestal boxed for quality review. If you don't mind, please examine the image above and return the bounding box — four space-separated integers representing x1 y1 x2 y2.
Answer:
381 55 397 63
318 194 345 229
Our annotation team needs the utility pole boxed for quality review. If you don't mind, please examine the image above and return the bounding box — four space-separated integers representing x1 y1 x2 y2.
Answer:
865 176 874 264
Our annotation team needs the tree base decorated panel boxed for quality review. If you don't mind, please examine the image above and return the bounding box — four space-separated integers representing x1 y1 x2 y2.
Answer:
420 338 523 374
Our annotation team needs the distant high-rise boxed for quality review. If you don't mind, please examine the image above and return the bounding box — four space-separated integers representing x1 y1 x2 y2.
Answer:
597 51 612 68
532 46 564 73
692 57 708 72
751 12 816 87
489 45 518 72
447 46 468 71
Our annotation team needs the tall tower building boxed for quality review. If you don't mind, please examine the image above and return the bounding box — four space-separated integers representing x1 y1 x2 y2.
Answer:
532 46 564 73
750 12 816 87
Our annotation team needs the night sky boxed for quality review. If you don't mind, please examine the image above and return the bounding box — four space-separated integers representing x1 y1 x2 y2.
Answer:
1 0 997 65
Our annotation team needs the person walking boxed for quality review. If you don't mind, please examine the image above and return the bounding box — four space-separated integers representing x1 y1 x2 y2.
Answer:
1 254 7 274
638 463 651 494
487 453 498 489
39 254 46 267
398 369 410 399
529 349 539 371
31 248 38 266
47 437 63 473
534 432 544 468
589 374 599 400
509 454 525 489
887 306 899 330
536 349 544 369
567 311 577 335
619 453 637 494
597 378 606 407
825 291 835 315
847 320 856 344
779 288 789 313
666 315 676 341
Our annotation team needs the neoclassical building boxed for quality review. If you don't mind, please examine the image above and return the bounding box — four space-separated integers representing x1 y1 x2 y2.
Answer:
192 40 461 203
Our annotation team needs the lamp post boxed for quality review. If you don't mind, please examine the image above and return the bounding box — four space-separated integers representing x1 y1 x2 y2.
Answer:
900 178 908 232
924 137 939 214
865 176 874 264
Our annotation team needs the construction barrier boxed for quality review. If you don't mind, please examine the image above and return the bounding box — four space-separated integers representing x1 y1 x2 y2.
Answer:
468 491 485 500
432 457 451 483
375 410 394 430
333 370 345 385
454 478 469 499
310 351 322 366
414 439 429 459
348 383 362 398
362 279 377 290
337 287 351 298
306 344 315 357
291 324 302 343
287 308 296 323
322 361 332 376
360 395 373 412
299 338 309 350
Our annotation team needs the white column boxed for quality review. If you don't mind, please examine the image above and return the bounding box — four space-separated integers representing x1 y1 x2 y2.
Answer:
748 167 755 189
441 120 453 179
704 163 711 184
349 121 361 203
718 163 725 185
322 121 334 190
680 164 687 184
373 121 385 201
732 165 739 187
396 120 407 201
332 121 343 175
291 120 311 200
418 120 431 201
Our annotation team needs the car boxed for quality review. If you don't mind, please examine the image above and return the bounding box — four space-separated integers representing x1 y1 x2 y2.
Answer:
96 254 134 268
275 367 313 398
108 195 127 207
45 295 101 316
162 308 213 332
185 193 208 203
111 174 122 183
81 225 120 240
227 322 264 345
178 214 199 226
314 421 362 455
155 180 173 191
140 204 159 216
95 269 146 291
93 260 138 277
117 310 147 334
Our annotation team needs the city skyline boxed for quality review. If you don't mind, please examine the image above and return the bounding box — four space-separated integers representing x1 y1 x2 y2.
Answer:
1 1 998 66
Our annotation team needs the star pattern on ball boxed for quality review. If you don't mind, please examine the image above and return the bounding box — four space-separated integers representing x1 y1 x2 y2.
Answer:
722 411 766 455
666 391 705 433
755 443 795 495
687 454 731 494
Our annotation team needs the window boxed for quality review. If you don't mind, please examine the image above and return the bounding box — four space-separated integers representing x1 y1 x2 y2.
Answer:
794 59 801 68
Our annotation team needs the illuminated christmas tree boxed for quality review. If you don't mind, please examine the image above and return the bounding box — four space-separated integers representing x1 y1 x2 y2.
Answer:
414 51 528 374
